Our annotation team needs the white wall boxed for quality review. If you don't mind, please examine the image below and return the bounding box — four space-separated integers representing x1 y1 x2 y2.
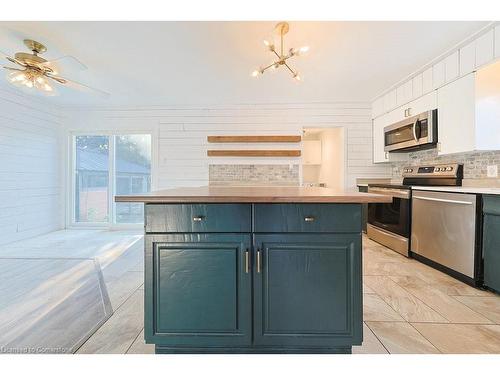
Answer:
0 88 65 245
65 102 391 190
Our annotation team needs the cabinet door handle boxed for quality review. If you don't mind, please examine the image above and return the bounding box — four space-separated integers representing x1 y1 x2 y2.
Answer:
245 250 250 274
256 249 262 273
404 108 408 117
192 216 204 222
304 216 315 222
407 107 411 117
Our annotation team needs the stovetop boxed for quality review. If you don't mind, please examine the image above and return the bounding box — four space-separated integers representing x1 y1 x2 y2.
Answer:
368 163 464 189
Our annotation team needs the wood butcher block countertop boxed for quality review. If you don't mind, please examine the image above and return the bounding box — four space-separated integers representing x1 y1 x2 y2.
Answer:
115 186 392 203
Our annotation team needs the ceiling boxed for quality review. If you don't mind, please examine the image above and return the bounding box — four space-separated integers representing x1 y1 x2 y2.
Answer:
0 21 489 107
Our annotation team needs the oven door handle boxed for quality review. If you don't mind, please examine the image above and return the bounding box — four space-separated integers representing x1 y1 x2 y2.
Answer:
413 196 473 206
368 187 410 199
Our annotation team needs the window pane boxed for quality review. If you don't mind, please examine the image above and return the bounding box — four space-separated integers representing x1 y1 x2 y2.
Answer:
115 134 151 223
75 136 109 223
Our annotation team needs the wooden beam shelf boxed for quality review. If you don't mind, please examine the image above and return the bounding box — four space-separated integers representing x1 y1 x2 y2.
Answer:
207 150 301 157
207 135 301 143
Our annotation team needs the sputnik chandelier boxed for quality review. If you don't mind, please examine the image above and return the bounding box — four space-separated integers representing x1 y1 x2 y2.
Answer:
252 22 309 81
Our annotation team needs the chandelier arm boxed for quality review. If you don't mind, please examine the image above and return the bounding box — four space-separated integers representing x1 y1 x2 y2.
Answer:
261 62 277 73
284 62 296 75
272 50 281 60
280 32 284 57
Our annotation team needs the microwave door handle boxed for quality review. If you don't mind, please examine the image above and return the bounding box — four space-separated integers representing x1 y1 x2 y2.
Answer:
412 119 420 141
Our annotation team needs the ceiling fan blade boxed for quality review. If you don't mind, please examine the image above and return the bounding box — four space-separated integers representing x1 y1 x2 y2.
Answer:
3 66 25 71
46 74 109 97
40 55 87 74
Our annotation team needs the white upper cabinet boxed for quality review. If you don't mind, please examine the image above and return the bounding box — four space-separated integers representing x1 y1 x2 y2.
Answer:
459 41 476 76
432 61 446 89
396 80 413 106
495 25 500 59
383 90 397 112
422 67 433 94
412 74 423 98
406 91 437 117
438 61 500 156
372 97 385 119
475 29 495 67
372 116 388 163
444 51 459 83
437 73 476 155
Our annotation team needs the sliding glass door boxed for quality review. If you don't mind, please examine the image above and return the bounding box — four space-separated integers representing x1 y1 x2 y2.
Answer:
72 133 152 226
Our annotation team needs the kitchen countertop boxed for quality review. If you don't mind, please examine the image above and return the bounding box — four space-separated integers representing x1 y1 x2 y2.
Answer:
115 186 392 203
412 185 500 195
356 177 393 187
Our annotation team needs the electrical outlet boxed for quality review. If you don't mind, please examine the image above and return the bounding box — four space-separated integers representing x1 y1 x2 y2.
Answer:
487 165 498 178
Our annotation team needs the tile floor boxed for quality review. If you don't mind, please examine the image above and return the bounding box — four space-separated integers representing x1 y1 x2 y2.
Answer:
1 230 500 354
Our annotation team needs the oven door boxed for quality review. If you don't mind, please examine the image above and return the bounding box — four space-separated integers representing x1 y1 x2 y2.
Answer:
384 110 435 152
367 187 410 237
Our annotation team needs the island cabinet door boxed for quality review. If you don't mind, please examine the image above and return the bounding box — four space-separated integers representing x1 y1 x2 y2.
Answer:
253 234 362 348
144 234 252 347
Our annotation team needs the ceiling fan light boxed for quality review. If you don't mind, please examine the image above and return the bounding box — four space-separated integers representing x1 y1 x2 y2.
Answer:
7 71 26 83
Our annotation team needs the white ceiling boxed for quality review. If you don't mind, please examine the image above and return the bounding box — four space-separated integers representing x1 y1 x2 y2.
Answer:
0 21 489 107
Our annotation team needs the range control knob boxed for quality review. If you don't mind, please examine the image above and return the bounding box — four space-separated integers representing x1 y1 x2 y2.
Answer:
446 166 453 171
408 168 413 173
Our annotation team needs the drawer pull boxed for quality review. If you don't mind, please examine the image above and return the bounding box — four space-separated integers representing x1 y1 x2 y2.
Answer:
304 216 315 222
256 249 262 273
245 250 250 274
192 216 205 222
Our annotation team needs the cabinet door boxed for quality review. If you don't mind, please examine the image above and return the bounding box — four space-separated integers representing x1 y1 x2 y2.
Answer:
475 30 494 68
437 73 476 155
422 67 433 94
253 234 362 348
460 41 476 76
372 116 388 163
406 90 437 116
144 234 252 347
483 196 500 293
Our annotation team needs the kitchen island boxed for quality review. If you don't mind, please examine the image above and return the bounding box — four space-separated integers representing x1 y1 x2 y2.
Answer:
115 186 391 354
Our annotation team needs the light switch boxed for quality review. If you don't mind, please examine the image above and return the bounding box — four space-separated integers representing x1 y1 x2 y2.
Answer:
487 165 498 178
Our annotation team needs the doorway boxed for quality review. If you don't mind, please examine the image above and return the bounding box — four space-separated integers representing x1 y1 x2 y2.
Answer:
302 128 345 190
70 134 152 227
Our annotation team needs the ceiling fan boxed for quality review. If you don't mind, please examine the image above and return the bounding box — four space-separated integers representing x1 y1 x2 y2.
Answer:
1 39 109 96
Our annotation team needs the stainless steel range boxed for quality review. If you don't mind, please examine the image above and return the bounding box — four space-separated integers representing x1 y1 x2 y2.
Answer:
367 163 463 257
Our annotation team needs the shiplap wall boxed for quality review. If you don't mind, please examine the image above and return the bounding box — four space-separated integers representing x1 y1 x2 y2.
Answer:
65 102 391 190
0 88 65 245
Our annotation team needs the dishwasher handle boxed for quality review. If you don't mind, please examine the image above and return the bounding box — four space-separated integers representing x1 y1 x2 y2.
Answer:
413 195 473 206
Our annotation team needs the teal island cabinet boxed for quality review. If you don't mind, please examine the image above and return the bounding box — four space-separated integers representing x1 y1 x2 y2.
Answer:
115 186 391 354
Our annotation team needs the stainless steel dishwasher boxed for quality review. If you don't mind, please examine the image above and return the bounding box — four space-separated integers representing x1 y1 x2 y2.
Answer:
411 190 479 282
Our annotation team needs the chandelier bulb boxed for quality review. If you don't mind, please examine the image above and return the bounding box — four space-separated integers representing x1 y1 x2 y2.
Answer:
299 46 310 54
251 70 260 77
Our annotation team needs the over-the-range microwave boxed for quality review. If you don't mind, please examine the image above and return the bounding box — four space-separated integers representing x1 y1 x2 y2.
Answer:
384 109 438 152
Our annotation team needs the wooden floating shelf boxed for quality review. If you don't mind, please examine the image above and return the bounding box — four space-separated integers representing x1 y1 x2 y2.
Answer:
207 150 301 157
207 135 302 143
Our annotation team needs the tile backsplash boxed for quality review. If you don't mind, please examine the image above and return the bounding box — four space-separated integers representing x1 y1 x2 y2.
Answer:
209 164 299 186
392 148 500 179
